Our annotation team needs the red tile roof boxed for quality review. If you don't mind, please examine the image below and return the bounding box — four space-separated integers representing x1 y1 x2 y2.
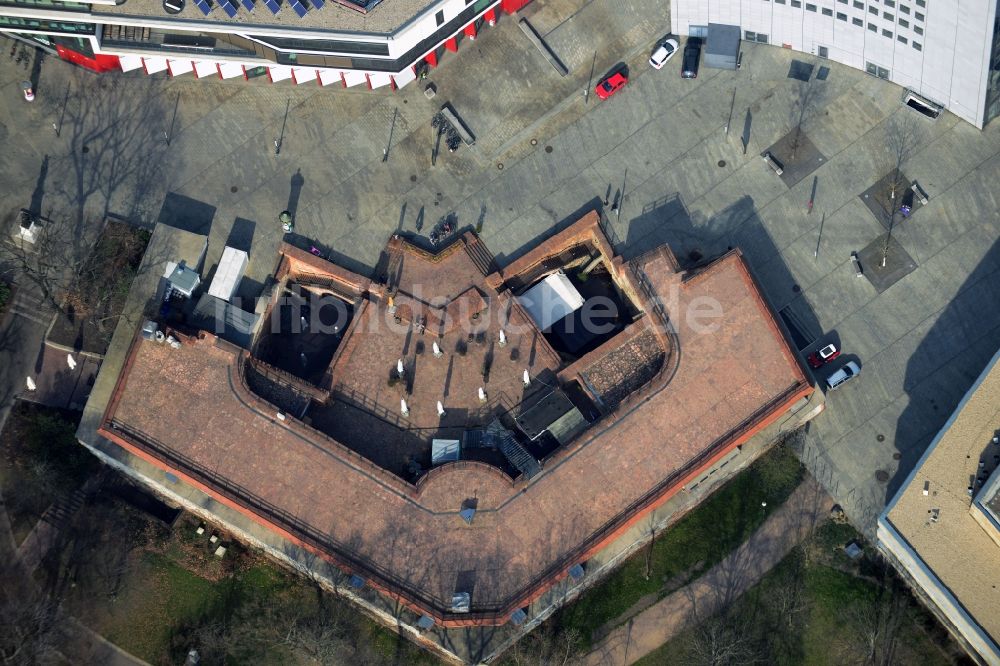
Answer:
99 219 810 626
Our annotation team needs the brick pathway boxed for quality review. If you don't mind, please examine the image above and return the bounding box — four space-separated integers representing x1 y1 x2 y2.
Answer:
582 476 833 666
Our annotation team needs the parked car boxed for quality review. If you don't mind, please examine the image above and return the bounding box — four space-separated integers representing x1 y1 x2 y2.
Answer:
649 38 680 69
595 70 628 100
681 39 701 78
807 343 841 369
826 361 861 390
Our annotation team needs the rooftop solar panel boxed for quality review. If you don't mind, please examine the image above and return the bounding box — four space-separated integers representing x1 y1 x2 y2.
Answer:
263 0 279 13
288 0 307 17
238 0 254 10
192 0 212 14
308 0 324 8
218 0 238 17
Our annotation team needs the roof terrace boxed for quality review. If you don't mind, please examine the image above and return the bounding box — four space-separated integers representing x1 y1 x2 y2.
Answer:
93 0 442 37
98 212 812 625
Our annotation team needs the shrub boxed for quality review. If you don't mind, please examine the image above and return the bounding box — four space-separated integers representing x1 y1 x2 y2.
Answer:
0 281 10 311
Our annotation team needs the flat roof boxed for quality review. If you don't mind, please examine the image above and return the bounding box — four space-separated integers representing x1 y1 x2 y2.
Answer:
884 349 1000 648
97 217 810 624
93 0 440 37
314 235 564 477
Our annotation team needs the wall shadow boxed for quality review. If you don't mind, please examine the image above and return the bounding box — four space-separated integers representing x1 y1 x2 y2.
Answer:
156 192 216 236
492 198 603 267
622 193 825 358
887 238 1000 505
225 217 256 253
284 231 376 278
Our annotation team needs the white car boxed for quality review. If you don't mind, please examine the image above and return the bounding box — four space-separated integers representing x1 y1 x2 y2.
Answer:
649 38 680 69
825 361 861 390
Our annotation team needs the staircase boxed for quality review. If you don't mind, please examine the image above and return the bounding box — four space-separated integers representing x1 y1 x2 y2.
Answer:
499 433 541 479
464 237 497 277
41 487 87 528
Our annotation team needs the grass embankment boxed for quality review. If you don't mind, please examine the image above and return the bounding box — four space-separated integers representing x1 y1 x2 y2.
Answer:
67 507 438 665
553 442 804 648
635 520 961 665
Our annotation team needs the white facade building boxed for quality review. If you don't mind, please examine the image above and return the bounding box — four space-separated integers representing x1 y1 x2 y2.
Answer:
0 0 527 88
671 0 1000 127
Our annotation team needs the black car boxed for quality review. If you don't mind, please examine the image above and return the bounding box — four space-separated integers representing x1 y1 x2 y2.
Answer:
681 39 701 79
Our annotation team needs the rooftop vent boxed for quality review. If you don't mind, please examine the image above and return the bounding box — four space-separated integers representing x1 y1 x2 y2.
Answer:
431 439 460 466
450 592 470 613
141 320 159 340
162 0 184 13
459 498 477 525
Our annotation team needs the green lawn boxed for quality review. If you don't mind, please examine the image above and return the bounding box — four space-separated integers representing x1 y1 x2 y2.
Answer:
69 510 438 665
553 442 804 647
634 522 958 666
97 552 225 660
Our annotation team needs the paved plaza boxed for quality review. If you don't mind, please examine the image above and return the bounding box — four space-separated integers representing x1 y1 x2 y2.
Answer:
2 0 1000 633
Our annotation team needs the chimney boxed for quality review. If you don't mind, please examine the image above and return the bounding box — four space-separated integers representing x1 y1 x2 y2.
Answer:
437 401 446 417
401 399 410 416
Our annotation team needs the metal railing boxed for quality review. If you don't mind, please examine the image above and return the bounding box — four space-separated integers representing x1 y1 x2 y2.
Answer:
106 419 488 615
331 383 414 430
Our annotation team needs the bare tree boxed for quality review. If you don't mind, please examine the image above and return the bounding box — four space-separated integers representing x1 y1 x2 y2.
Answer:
85 503 140 601
838 560 908 666
789 78 825 161
2 71 168 322
683 609 761 666
506 625 582 666
878 115 924 267
0 562 62 665
281 602 351 665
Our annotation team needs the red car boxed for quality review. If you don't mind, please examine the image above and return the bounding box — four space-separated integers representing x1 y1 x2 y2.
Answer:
595 71 628 100
807 343 841 369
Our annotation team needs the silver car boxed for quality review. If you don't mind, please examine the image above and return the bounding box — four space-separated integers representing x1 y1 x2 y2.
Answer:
649 38 680 69
826 361 861 390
